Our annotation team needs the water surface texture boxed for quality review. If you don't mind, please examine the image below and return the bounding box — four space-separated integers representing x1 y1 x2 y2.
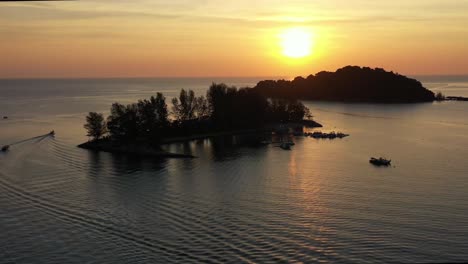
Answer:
1 77 468 263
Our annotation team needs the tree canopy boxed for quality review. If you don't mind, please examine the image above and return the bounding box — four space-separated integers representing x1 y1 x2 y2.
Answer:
85 84 312 144
84 112 107 141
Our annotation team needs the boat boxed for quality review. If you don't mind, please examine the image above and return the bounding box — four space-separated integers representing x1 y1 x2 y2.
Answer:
49 130 55 136
369 157 391 166
1 145 10 152
279 143 291 150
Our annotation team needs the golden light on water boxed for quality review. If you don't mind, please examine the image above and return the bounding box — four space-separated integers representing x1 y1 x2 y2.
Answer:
280 28 313 59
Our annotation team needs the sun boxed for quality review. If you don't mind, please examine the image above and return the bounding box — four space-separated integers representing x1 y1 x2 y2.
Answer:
280 28 313 59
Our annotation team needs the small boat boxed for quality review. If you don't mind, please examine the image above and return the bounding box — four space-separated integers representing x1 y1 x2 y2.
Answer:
49 130 55 136
1 145 10 152
279 142 291 150
2 116 7 119
370 157 391 166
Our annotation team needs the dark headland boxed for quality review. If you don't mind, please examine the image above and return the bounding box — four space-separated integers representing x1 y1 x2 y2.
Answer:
254 66 436 103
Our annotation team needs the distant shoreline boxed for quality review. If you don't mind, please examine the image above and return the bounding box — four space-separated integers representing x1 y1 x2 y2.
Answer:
254 66 436 103
443 96 468 102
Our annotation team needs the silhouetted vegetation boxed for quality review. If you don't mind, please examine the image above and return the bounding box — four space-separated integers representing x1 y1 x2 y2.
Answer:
254 66 435 103
84 112 107 141
435 91 446 101
82 83 316 147
106 93 169 145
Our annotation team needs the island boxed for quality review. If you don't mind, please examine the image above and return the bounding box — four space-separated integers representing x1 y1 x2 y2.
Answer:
254 66 436 103
79 83 321 158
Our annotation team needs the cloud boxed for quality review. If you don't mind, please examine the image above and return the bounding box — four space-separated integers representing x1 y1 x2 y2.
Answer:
2 0 467 38
0 4 181 21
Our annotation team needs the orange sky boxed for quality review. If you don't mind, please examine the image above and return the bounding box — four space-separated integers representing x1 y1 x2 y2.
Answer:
1 0 468 78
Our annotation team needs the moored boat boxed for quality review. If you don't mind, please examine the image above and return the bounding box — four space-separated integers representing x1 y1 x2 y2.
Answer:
279 143 291 150
370 157 391 166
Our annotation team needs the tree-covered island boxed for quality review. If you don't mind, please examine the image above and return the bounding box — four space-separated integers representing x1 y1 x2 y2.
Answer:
254 66 436 103
80 66 438 157
79 83 321 158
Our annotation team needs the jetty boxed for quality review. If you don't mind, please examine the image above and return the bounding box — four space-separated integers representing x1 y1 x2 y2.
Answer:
445 96 468 102
304 131 349 139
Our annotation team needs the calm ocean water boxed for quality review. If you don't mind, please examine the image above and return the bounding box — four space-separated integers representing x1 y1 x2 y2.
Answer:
1 77 468 263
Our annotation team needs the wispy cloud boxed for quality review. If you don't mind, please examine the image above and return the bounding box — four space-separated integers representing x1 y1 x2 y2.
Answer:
0 2 449 27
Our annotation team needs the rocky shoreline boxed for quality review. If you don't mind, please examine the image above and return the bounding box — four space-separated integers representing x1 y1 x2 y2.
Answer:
78 140 196 158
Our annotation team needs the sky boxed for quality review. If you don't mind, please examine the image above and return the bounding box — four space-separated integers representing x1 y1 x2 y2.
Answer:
1 0 468 78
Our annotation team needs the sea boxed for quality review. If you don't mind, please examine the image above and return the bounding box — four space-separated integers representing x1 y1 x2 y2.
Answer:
1 76 468 263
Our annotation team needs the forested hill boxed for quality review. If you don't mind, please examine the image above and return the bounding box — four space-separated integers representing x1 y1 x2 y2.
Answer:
254 66 435 103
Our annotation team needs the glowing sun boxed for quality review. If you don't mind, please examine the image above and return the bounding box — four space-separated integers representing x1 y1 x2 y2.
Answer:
280 28 313 58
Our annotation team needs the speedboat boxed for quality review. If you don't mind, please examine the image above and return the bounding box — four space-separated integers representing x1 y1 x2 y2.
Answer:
1 145 10 152
49 130 55 136
370 157 391 166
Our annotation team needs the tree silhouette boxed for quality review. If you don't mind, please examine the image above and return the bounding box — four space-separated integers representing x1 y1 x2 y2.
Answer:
84 112 107 141
435 92 445 101
172 89 197 122
86 85 312 144
107 103 139 141
195 95 209 120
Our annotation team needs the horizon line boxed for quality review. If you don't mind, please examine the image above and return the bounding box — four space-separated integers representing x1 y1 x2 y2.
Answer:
0 75 286 81
2 73 468 80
